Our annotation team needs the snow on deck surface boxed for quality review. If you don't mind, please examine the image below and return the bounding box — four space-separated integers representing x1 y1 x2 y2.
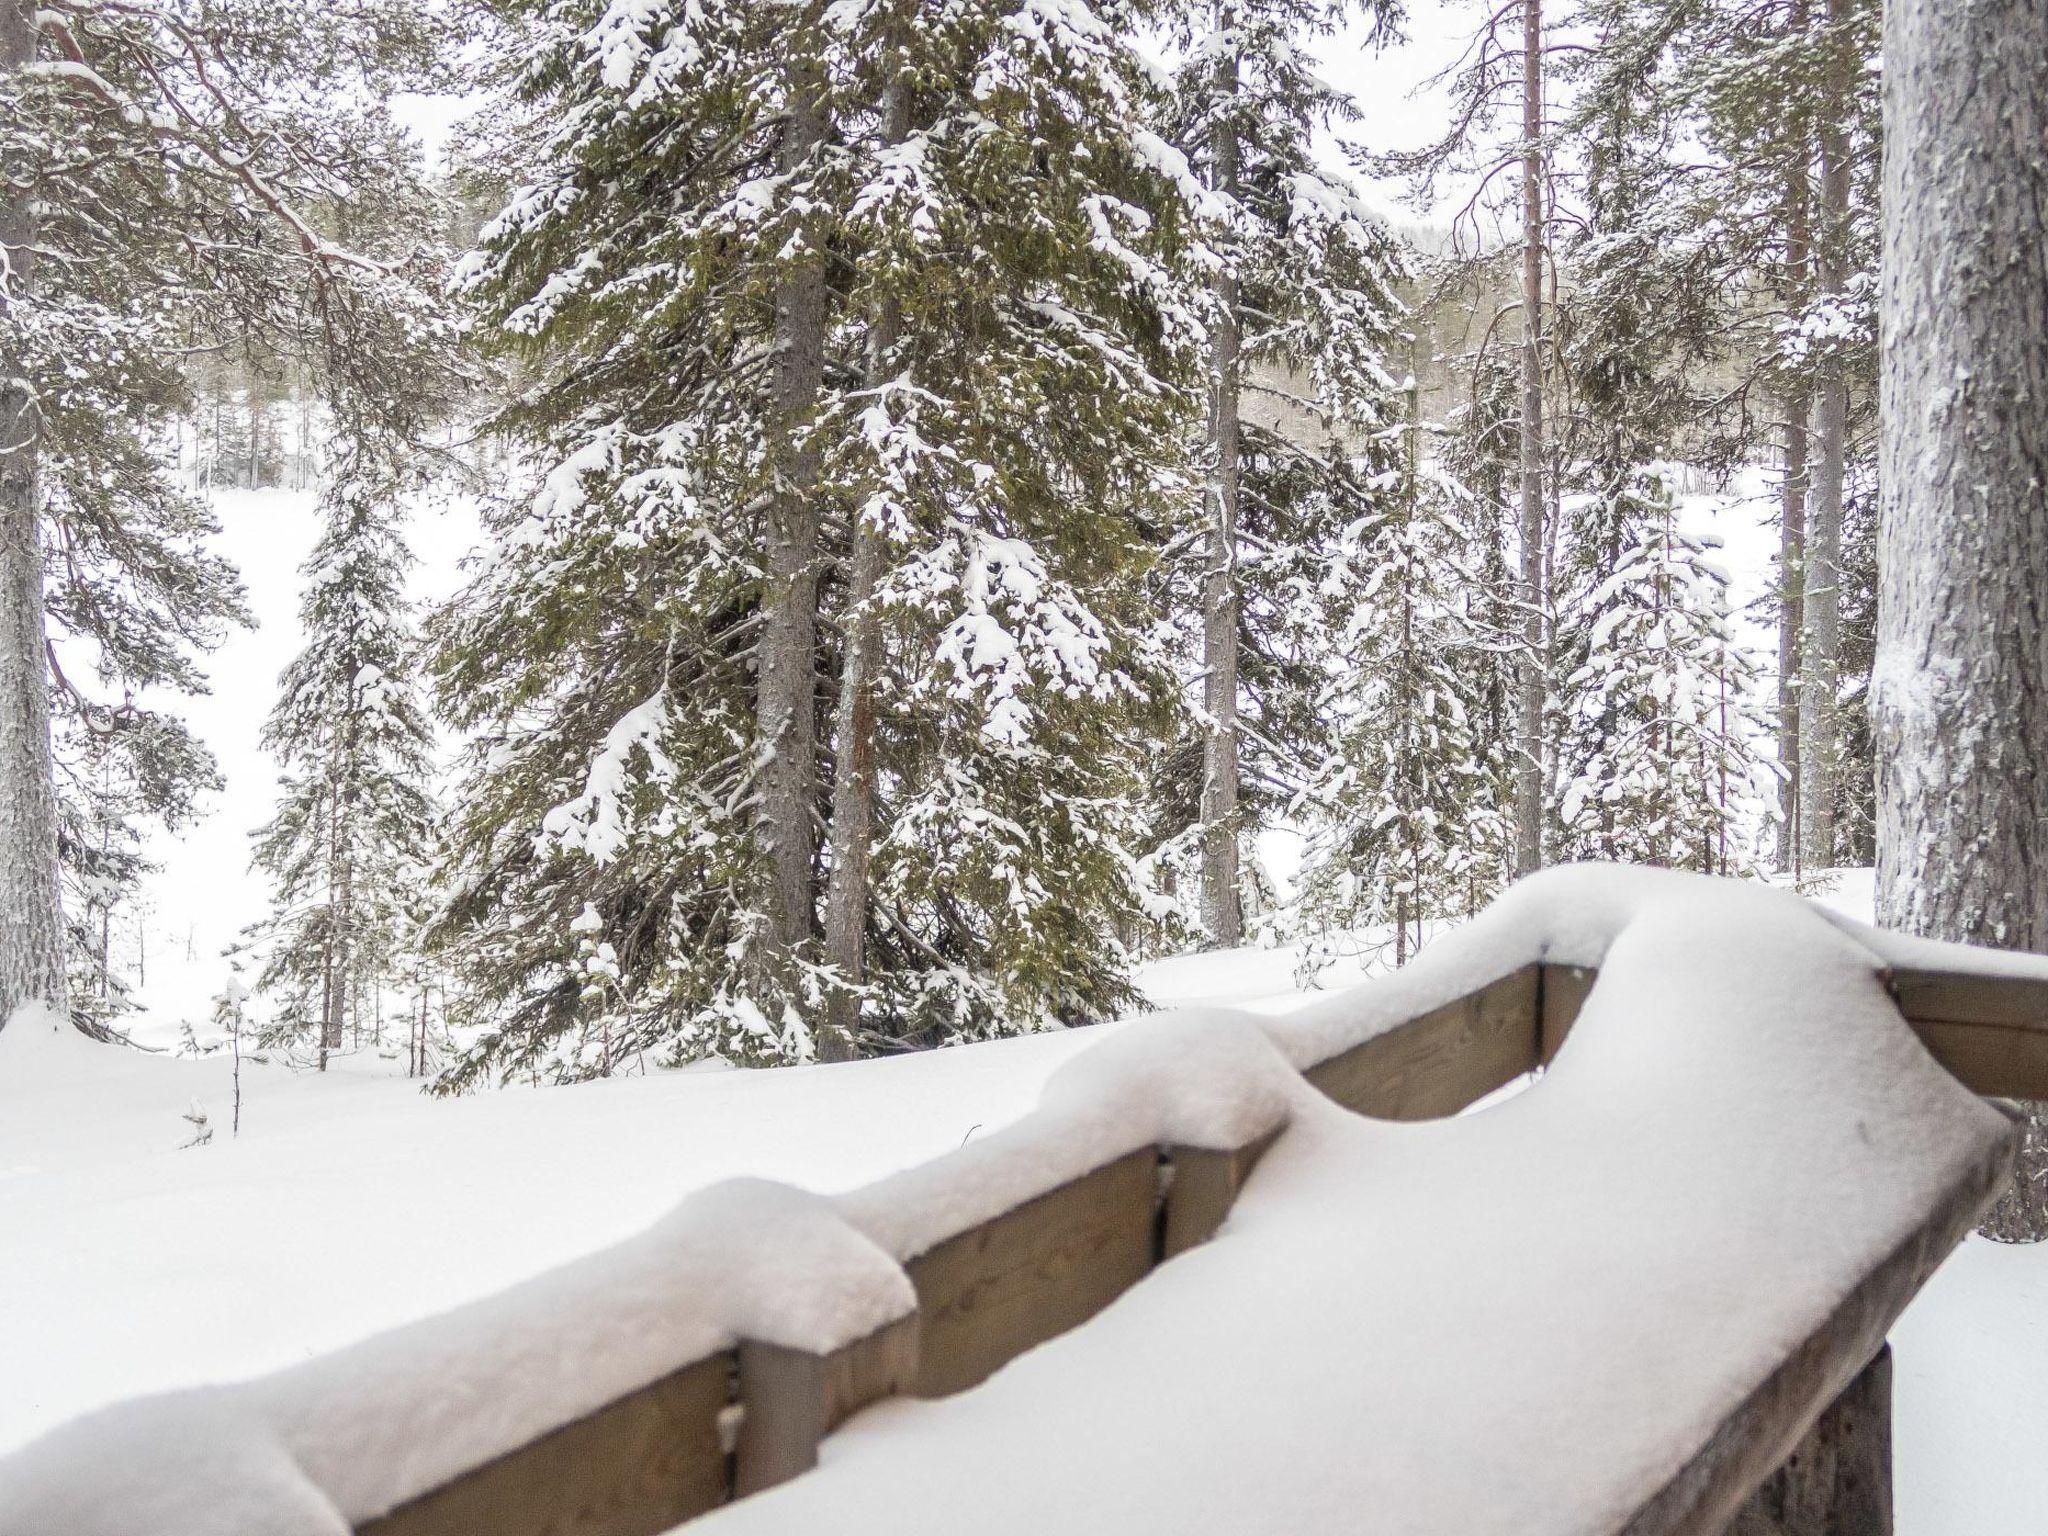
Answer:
0 868 2043 1533
0 1019 1098 1456
692 869 2014 1536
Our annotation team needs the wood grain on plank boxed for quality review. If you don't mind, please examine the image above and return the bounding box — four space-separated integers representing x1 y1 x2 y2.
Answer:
904 1147 1159 1398
1303 963 1540 1120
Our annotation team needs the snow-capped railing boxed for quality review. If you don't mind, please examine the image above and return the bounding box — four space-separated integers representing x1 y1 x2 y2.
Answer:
3 867 2042 1536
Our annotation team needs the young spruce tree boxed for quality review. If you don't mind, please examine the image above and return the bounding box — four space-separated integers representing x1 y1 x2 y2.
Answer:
251 437 440 1069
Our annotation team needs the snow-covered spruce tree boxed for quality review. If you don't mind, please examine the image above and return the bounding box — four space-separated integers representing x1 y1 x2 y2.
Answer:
1294 379 1513 963
440 0 1200 1080
1549 470 1774 871
1161 0 1407 947
815 0 1202 1056
1375 0 1578 880
59 714 224 1034
251 438 440 1071
0 0 453 1035
1564 0 1881 874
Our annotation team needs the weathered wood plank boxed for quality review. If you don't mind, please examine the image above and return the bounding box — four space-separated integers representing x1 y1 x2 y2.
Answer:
733 1314 919 1497
1303 963 1541 1120
1904 1017 2048 1103
1888 967 2048 1029
355 1350 733 1536
904 1147 1158 1398
1617 1113 2014 1536
1159 1130 1278 1259
1724 1345 1892 1536
1889 968 2048 1100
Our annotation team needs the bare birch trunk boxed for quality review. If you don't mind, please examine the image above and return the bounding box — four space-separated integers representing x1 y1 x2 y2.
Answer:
1875 0 2048 1239
1512 0 1547 878
1797 0 1851 872
819 69 908 1064
1197 16 1243 949
753 75 828 1002
0 0 69 1031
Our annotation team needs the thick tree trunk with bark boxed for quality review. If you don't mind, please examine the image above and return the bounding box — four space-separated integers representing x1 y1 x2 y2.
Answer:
0 0 70 1032
753 77 828 1003
820 70 908 1064
1512 0 1547 878
1199 24 1243 948
1797 0 1851 873
1875 0 2048 1239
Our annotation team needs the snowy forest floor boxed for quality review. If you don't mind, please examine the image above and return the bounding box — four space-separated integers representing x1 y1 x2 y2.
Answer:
3 874 2045 1532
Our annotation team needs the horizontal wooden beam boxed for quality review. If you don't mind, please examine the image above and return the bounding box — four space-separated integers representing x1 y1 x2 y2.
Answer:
1303 963 1541 1120
1889 968 2048 1101
902 1146 1158 1398
355 1348 734 1536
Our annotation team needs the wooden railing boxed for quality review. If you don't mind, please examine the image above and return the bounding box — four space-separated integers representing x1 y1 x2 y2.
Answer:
343 951 2042 1536
12 874 2044 1536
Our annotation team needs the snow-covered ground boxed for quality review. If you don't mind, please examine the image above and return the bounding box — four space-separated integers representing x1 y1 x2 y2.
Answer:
5 876 2047 1534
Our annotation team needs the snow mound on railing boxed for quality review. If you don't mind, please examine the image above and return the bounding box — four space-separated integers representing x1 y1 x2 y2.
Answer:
0 1180 913 1532
698 868 2022 1536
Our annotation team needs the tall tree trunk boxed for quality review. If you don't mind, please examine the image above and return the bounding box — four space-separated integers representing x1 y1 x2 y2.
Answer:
1797 0 1851 872
1876 0 2048 1239
1778 388 1808 870
819 66 908 1064
1512 0 1547 878
1199 14 1243 948
0 0 69 1031
1776 111 1812 874
753 72 828 1003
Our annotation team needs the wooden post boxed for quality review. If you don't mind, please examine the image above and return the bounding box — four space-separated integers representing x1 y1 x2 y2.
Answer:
733 1314 919 1496
1725 1345 1892 1536
1158 1131 1279 1259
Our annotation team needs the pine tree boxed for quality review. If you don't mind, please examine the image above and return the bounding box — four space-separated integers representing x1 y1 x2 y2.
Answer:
1164 0 1407 947
440 0 1201 1081
1375 0 1577 881
1566 0 1881 873
251 440 439 1070
1296 376 1512 960
1876 0 2048 1240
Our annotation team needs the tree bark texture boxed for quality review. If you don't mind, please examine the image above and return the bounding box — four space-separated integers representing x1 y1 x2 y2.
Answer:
1513 0 1547 879
1199 18 1244 948
819 68 908 1063
1874 0 2048 1239
753 73 829 1000
1777 126 1812 874
0 0 71 1030
1796 0 1852 872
